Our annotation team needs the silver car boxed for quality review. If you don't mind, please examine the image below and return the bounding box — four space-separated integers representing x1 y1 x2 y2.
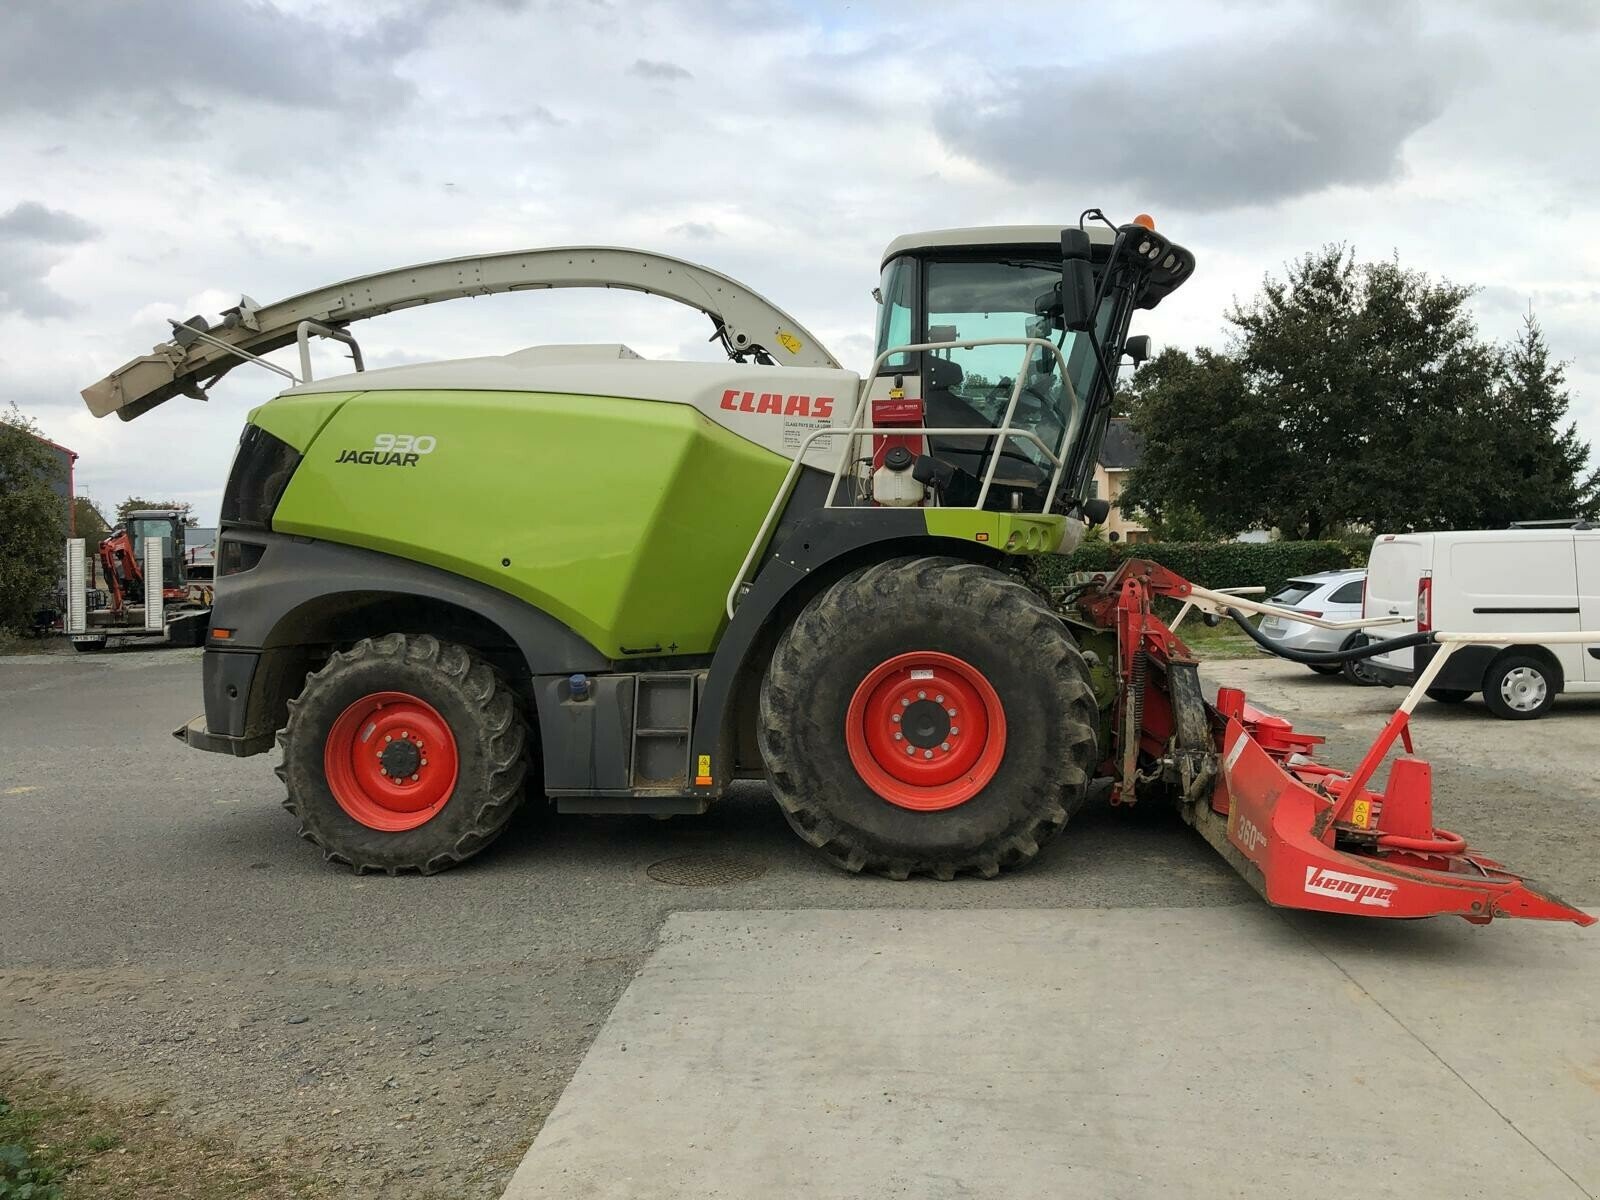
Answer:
1256 569 1375 684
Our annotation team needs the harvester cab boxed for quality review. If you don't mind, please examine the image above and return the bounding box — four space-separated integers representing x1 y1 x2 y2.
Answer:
78 212 1590 929
858 215 1191 523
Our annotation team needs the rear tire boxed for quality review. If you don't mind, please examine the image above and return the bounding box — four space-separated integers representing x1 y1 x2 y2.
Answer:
1339 633 1380 687
277 633 530 873
759 556 1099 880
72 638 107 653
1482 653 1556 721
1425 688 1472 704
1308 663 1341 676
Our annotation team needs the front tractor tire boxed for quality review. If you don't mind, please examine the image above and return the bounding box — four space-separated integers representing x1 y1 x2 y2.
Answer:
759 557 1099 880
277 634 529 874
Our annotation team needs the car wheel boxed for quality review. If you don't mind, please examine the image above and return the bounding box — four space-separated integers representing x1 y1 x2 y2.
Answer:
1482 654 1556 720
1340 633 1380 687
1425 688 1472 704
1307 663 1342 676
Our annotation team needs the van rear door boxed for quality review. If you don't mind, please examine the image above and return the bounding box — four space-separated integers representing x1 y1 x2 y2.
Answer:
1366 534 1427 671
1577 530 1600 682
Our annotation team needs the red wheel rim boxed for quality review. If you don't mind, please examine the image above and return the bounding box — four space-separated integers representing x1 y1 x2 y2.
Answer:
323 691 460 831
844 651 1006 811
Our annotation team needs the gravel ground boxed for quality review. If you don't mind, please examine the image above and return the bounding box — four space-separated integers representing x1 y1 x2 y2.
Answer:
2 647 1596 1198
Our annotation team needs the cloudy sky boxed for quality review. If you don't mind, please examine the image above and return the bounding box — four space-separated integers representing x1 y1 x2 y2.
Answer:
3 0 1598 523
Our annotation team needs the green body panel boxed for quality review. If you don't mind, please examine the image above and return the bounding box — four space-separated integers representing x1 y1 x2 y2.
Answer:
270 390 789 659
924 509 1066 555
248 393 352 454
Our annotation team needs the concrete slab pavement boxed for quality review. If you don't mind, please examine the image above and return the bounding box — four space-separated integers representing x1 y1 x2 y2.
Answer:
502 906 1599 1200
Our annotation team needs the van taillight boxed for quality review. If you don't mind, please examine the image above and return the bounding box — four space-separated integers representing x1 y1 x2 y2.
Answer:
1360 576 1368 619
1417 573 1433 633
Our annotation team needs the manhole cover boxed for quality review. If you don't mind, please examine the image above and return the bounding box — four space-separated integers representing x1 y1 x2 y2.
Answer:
646 854 767 887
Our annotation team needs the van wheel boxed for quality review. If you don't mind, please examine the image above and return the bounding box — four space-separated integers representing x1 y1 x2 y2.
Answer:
1425 688 1472 704
1482 654 1556 720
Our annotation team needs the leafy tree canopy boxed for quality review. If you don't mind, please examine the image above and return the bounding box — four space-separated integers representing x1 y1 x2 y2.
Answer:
0 405 67 632
1120 246 1596 537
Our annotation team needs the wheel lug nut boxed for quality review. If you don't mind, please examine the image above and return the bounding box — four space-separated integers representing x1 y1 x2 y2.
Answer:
380 768 388 776
905 746 915 756
384 735 392 743
950 727 959 736
917 690 926 699
900 698 910 708
940 742 950 751
947 708 957 717
923 749 933 759
421 758 428 766
935 694 944 704
893 732 903 741
410 774 419 781
891 714 901 723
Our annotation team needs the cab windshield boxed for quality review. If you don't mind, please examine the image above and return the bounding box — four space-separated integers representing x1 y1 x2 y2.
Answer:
129 517 180 582
875 254 1106 489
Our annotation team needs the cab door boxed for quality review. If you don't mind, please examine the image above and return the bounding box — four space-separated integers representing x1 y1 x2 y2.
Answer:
1577 530 1600 681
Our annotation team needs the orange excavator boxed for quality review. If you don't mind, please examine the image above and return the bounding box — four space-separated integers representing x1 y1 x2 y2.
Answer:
66 510 210 650
97 510 192 618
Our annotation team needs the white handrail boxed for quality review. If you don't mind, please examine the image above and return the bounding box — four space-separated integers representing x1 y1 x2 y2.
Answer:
1182 582 1407 631
725 422 1066 618
727 336 1084 618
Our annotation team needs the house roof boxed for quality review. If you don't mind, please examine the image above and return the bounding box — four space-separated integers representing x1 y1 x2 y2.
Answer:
1098 417 1143 470
24 429 77 460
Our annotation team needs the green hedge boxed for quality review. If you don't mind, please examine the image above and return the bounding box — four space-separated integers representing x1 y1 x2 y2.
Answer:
1028 540 1356 598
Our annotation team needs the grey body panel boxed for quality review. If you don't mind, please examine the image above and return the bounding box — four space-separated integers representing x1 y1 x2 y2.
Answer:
82 247 840 421
193 531 610 756
213 531 607 670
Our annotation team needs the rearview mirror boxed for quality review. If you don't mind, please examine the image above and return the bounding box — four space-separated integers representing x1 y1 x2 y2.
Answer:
1124 335 1151 365
1060 229 1096 333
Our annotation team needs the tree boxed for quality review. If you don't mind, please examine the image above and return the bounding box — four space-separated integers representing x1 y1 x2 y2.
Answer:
73 496 110 543
1117 346 1269 536
1486 314 1598 522
116 497 195 526
0 405 67 633
1121 247 1593 538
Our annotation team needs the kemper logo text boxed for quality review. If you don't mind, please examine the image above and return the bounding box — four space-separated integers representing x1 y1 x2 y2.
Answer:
1304 866 1396 908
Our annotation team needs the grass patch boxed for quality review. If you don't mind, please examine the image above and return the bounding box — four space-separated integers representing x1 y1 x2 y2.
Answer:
1173 614 1262 661
0 1070 331 1200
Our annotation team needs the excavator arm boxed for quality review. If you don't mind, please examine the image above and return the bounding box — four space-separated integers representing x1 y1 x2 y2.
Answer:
82 246 841 421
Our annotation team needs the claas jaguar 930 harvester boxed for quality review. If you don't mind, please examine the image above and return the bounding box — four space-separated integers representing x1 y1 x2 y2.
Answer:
82 211 1592 927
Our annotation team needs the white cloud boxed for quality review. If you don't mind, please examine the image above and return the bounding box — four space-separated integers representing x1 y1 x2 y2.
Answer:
2 0 1597 522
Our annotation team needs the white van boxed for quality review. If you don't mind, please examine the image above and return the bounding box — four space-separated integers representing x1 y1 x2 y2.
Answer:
1364 527 1600 719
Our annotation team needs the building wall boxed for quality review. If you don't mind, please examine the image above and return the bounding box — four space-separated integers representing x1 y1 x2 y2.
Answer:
1090 464 1150 544
24 433 77 536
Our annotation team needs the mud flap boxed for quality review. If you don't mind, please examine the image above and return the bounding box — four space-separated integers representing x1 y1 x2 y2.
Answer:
1166 660 1214 803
